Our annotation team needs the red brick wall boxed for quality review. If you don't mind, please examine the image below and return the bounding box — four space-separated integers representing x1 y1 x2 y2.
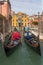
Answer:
0 2 11 18
2 2 8 17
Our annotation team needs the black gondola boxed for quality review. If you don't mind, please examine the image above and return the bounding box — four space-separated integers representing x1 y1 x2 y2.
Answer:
24 32 41 56
4 39 21 56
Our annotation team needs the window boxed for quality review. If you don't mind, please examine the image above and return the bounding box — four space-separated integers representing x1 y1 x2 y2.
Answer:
16 23 17 26
16 20 18 22
22 20 23 21
25 23 26 26
22 23 23 26
28 23 29 26
25 20 26 21
13 19 14 21
13 23 14 26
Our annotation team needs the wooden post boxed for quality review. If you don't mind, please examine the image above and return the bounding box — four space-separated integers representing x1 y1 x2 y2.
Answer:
3 18 5 42
38 12 40 39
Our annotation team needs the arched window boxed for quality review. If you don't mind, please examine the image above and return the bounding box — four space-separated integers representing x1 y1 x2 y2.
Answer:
25 23 26 26
16 23 17 26
22 23 23 26
28 23 29 26
13 19 14 22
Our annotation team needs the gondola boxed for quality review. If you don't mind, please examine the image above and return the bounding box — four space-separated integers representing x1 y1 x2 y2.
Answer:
24 32 41 56
4 38 21 56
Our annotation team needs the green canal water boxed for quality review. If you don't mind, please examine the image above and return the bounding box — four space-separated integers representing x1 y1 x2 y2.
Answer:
0 41 43 65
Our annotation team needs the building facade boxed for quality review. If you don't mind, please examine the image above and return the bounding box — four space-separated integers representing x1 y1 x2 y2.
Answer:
0 0 11 31
12 12 29 28
0 0 11 18
0 0 11 37
40 12 43 33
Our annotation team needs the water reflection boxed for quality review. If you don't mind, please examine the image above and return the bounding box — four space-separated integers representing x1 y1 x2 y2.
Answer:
0 40 43 65
26 43 43 65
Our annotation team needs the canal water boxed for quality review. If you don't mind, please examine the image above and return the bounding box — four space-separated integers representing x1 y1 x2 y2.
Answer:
0 41 43 65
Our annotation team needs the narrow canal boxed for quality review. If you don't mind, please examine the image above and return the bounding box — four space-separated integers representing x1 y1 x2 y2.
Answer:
0 41 43 65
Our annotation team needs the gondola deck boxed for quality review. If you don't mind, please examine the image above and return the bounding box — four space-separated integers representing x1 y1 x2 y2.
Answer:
24 38 41 56
4 39 21 56
24 32 41 56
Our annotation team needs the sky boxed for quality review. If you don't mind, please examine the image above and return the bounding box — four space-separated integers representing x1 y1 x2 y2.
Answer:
10 0 42 15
